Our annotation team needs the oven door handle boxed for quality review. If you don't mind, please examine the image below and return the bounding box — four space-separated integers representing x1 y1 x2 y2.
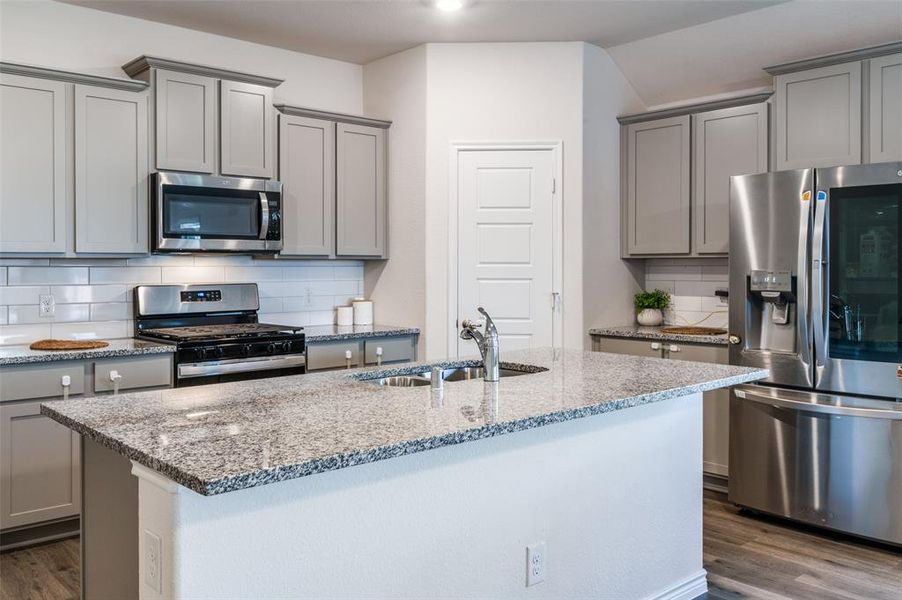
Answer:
178 354 305 379
259 192 270 240
735 388 902 420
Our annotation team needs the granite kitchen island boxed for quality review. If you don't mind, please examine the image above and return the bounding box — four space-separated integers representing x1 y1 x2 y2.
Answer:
42 348 766 600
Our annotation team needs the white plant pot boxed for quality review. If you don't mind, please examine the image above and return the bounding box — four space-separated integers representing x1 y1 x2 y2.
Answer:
636 308 663 327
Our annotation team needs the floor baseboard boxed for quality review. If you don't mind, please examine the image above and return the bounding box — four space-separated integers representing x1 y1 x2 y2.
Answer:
648 570 708 600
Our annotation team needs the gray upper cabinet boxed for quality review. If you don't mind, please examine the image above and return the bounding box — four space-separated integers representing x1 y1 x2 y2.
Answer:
625 115 691 255
220 80 274 178
336 123 387 257
279 115 335 256
154 69 216 173
74 85 149 253
0 74 68 253
774 62 862 169
868 52 902 163
693 104 768 254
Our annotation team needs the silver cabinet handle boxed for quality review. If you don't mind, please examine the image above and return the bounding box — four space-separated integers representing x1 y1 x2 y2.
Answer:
345 349 353 369
109 370 123 395
376 346 383 366
61 375 71 401
650 342 661 351
669 344 680 353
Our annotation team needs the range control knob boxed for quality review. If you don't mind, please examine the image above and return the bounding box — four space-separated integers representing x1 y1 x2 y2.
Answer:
241 344 252 357
281 341 292 353
212 347 224 359
266 343 277 354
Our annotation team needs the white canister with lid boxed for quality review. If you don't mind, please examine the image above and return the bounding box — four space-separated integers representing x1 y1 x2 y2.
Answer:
352 298 374 325
336 305 354 327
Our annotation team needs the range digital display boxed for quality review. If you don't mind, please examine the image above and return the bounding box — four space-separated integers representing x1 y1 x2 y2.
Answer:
180 290 222 302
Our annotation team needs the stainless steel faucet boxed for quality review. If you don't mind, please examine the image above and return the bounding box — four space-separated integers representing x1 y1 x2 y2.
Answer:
460 307 500 382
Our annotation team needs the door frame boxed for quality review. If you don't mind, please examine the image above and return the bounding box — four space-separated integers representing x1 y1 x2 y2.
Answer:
447 141 564 358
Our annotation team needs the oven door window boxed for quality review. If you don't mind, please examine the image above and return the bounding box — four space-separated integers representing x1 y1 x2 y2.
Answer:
162 186 261 239
828 183 901 363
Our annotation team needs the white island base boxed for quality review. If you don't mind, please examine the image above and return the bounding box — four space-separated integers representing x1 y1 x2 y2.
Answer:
96 392 709 600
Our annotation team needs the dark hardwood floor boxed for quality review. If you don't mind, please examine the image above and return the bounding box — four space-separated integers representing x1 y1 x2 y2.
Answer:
1 493 899 599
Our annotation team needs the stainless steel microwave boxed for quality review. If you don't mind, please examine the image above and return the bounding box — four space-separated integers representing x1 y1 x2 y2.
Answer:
152 172 282 253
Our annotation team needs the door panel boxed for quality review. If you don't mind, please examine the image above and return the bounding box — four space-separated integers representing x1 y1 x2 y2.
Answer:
869 53 902 163
220 80 274 178
457 149 554 356
336 123 386 257
155 69 215 173
0 74 68 253
814 164 902 400
278 115 334 256
75 85 149 253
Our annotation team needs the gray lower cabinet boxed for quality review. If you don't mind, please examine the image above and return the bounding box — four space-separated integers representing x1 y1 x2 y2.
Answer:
868 52 902 163
278 115 335 256
692 104 768 254
775 62 862 169
306 335 417 371
625 115 691 255
336 123 387 257
154 69 216 173
74 84 149 253
0 74 68 253
592 336 730 477
220 80 274 178
0 354 173 536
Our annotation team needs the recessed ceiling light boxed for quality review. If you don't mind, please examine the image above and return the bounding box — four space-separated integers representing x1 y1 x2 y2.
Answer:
435 0 463 12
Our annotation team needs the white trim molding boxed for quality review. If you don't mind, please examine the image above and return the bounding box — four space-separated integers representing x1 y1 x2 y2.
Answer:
447 141 564 358
646 570 709 600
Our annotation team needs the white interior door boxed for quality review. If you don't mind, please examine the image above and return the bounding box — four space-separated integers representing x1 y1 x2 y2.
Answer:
457 148 556 356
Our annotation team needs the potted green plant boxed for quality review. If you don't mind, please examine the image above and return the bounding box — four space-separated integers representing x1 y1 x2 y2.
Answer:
634 289 670 326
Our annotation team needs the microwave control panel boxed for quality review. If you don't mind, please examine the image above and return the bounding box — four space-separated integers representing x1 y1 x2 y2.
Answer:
266 195 281 242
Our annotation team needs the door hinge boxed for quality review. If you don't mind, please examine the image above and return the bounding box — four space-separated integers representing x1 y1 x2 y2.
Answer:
552 178 556 194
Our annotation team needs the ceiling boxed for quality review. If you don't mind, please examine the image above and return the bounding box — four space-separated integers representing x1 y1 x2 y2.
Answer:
62 0 786 64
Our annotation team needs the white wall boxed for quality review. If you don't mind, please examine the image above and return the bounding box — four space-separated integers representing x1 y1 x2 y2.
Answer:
581 44 646 342
362 46 428 357
0 0 362 112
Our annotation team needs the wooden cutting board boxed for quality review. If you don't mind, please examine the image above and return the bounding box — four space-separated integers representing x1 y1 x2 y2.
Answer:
29 339 110 351
659 327 726 336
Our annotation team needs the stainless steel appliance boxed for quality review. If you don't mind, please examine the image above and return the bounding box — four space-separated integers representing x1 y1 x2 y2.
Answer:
153 172 282 253
729 162 902 545
135 284 305 387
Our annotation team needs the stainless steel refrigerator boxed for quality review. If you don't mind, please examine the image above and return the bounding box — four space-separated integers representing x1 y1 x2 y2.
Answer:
728 161 901 546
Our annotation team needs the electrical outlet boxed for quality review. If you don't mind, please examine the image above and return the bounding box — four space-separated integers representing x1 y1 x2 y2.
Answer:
526 542 546 587
39 294 55 317
144 530 162 593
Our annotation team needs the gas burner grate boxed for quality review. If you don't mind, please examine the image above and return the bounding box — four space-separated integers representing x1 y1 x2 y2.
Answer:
142 323 303 342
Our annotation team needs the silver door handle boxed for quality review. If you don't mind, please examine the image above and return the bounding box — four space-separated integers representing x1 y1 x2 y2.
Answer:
551 292 561 310
178 354 306 379
259 192 270 240
735 388 902 420
812 192 828 369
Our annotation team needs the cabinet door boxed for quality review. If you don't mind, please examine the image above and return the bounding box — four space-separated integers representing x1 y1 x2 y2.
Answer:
775 62 862 169
306 340 364 371
155 69 215 173
665 343 730 476
220 80 274 178
626 116 691 255
869 53 902 163
75 85 149 253
0 75 68 253
592 336 664 357
693 104 768 254
279 115 335 256
336 123 387 257
0 401 80 529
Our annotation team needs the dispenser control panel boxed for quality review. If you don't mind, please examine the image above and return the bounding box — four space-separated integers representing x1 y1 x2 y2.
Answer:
750 270 792 292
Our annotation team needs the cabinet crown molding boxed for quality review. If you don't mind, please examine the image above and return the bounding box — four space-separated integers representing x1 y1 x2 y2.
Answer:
0 61 149 92
275 104 391 129
764 40 902 75
122 55 284 88
617 91 773 125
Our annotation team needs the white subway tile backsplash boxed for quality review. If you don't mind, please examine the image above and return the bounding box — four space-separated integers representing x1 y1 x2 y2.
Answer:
674 280 725 297
0 323 52 345
701 263 729 281
0 258 364 344
0 267 6 286
671 295 702 311
161 266 226 284
645 263 703 281
8 267 89 285
51 285 129 304
0 286 49 305
90 266 161 285
8 304 89 324
645 258 729 328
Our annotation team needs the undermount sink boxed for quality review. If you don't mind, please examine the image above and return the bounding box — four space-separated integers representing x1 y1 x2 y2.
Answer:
361 365 545 387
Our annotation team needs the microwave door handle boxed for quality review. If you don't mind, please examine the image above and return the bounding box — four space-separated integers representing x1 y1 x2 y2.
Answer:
259 192 270 240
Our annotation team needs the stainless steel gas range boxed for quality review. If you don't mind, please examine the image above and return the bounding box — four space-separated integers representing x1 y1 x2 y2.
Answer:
134 283 305 387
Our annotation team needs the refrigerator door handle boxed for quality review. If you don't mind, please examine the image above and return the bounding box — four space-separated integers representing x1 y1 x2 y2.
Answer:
735 388 902 420
796 181 813 375
811 190 828 373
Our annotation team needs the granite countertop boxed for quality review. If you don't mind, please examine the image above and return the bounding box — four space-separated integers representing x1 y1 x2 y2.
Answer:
0 338 176 366
304 324 420 343
42 348 766 496
589 325 729 346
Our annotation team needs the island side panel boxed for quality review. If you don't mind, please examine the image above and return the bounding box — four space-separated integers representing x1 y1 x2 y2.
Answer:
134 393 706 600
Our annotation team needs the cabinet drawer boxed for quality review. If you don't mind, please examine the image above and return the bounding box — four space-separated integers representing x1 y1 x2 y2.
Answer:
592 336 664 357
0 363 86 402
364 336 415 365
306 340 364 371
94 356 172 393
